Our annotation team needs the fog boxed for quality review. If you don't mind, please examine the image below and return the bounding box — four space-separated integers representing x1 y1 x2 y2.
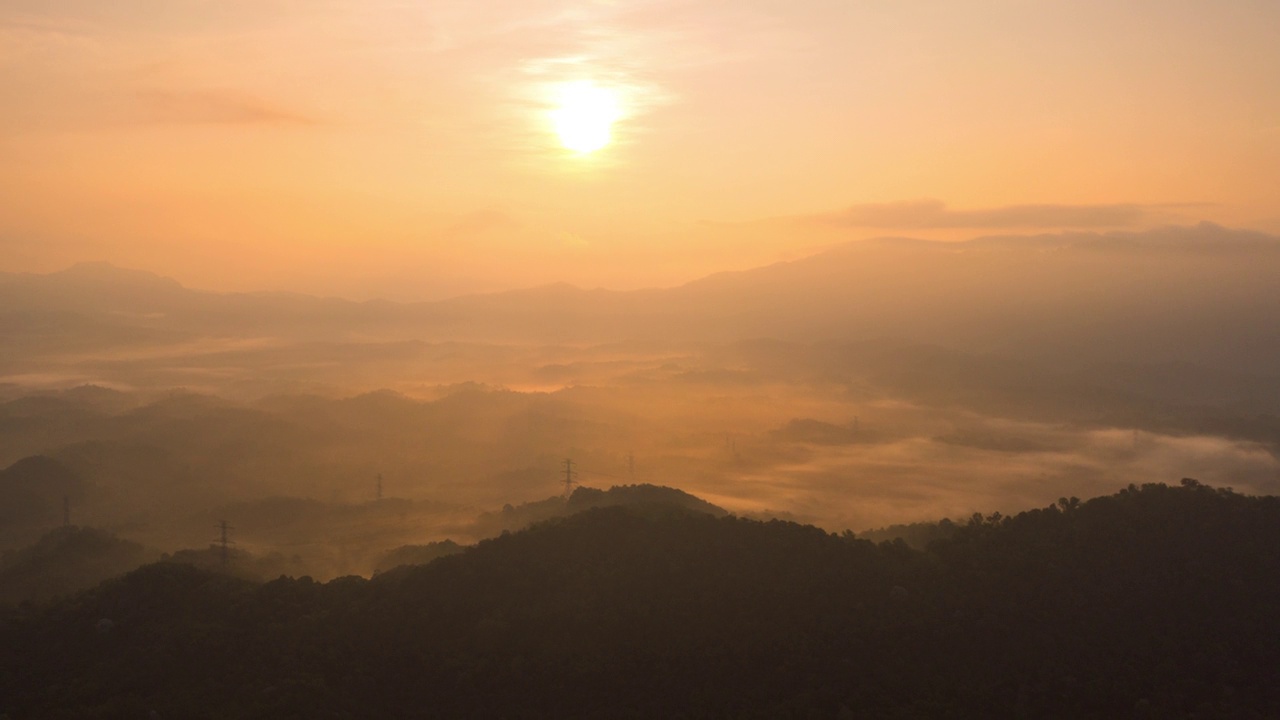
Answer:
3 225 1280 581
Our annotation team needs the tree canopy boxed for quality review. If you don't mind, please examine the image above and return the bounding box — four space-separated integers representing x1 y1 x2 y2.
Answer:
2 481 1278 718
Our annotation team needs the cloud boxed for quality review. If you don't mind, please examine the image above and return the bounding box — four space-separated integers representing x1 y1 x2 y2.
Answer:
138 89 315 126
809 199 1148 230
704 418 1280 532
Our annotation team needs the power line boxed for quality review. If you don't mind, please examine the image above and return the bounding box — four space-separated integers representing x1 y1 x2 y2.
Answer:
542 459 638 484
541 458 644 493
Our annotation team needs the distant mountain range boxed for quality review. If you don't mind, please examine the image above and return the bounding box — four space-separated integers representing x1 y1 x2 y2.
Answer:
4 223 1279 372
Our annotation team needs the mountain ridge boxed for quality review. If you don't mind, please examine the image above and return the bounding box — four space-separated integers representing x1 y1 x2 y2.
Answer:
3 479 1278 718
4 223 1280 377
7 222 1278 307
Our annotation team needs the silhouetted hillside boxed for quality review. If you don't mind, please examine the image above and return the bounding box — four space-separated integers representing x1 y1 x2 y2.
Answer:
0 526 153 606
3 481 1278 718
470 483 728 536
160 545 309 583
858 517 959 550
373 540 464 574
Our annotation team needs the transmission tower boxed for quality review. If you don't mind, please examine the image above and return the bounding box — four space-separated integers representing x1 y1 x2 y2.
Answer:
215 520 235 564
63 496 70 527
377 473 383 502
563 458 577 498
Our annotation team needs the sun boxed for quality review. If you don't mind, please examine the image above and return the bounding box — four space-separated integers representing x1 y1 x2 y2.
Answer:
549 81 622 154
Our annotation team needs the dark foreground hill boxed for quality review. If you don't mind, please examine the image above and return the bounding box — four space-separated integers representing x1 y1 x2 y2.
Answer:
3 481 1280 719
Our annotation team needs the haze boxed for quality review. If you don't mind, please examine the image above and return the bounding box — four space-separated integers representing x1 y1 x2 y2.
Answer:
4 0 1280 298
3 1 1280 579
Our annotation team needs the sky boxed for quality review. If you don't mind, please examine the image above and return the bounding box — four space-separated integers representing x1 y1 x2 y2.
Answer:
2 0 1279 300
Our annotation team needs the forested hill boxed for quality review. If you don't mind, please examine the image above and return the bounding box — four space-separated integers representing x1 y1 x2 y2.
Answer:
3 481 1280 718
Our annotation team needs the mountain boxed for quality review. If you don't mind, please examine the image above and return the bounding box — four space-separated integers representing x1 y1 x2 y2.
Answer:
6 224 1280 363
4 226 1280 451
0 526 153 605
470 483 729 536
2 481 1278 718
0 262 185 314
373 540 464 574
0 456 90 533
661 223 1280 369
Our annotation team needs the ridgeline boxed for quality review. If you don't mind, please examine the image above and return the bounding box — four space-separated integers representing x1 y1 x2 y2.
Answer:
2 480 1278 718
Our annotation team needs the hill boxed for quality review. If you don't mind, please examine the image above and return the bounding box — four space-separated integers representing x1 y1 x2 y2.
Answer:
2 480 1278 718
0 526 153 606
372 540 464 575
0 456 90 535
5 225 1280 368
469 483 729 536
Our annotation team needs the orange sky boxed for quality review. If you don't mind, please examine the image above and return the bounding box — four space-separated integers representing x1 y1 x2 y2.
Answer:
2 0 1278 299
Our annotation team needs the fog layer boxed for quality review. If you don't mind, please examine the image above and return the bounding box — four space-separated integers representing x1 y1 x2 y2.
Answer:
2 225 1278 578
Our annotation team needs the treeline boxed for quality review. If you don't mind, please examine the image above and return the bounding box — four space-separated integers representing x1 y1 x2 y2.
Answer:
2 480 1279 718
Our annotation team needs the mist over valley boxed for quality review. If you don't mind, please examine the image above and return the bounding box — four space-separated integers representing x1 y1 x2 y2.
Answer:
3 225 1280 583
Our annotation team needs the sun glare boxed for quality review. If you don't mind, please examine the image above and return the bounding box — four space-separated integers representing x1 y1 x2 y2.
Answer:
549 81 622 154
